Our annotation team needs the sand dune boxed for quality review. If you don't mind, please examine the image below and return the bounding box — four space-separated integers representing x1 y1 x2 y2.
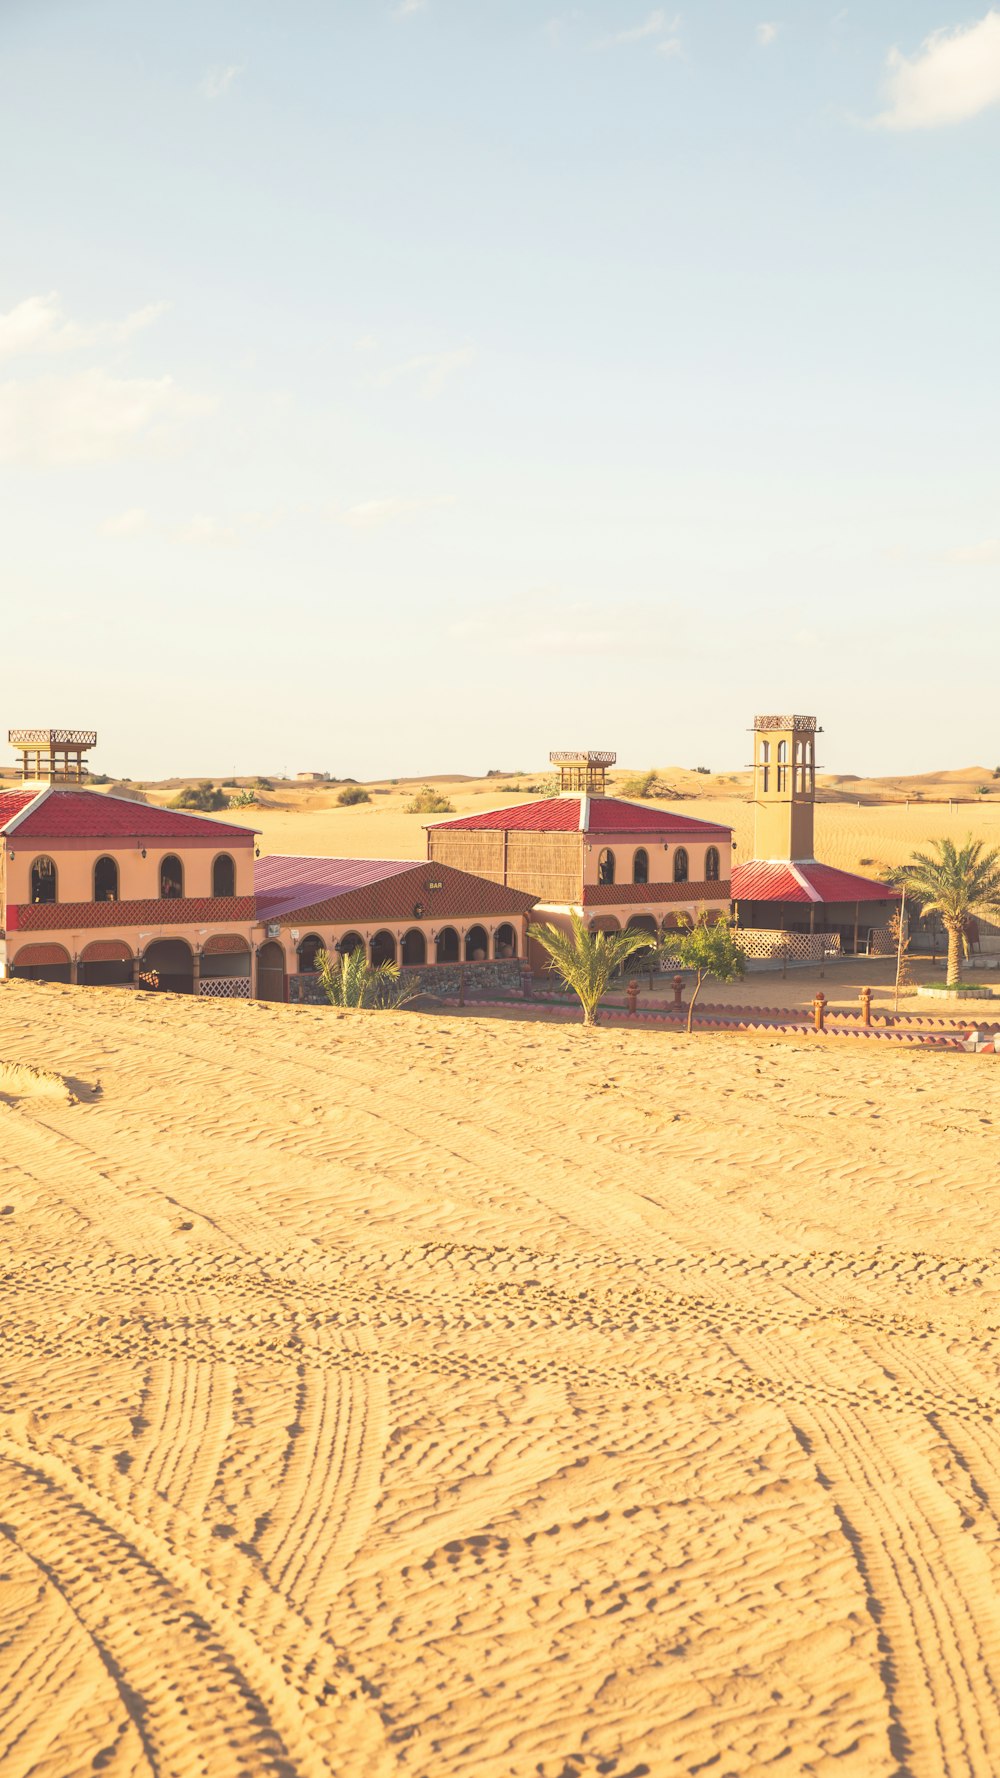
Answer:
1 980 999 1775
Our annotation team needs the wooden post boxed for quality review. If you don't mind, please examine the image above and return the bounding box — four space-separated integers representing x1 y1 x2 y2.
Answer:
672 973 684 1007
853 901 860 956
626 979 639 1016
812 991 827 1032
860 985 872 1028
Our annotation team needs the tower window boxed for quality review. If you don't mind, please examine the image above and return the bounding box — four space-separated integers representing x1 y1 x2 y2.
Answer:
94 856 119 902
632 847 648 885
30 856 57 904
673 847 689 884
598 848 616 885
705 846 720 882
160 855 184 898
777 740 788 793
212 853 236 897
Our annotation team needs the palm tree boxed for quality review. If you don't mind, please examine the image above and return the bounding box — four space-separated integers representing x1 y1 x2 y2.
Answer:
894 838 1000 986
528 913 657 1026
316 947 418 1009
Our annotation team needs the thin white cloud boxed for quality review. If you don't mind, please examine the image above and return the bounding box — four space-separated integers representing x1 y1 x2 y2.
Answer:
943 538 1000 564
0 293 87 359
596 9 677 47
201 64 245 99
174 516 241 548
330 495 455 528
654 34 682 57
393 0 425 15
376 345 475 398
0 371 213 465
873 10 1000 130
100 508 150 538
0 292 169 360
757 21 778 46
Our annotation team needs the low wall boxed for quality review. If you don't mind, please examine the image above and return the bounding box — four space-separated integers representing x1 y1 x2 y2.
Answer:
288 959 525 1005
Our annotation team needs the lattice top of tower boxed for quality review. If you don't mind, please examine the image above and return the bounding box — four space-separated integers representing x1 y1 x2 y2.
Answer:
752 715 820 733
9 728 97 785
549 750 617 795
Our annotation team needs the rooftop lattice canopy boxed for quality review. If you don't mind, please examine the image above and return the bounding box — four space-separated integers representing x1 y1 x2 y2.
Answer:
9 728 97 785
549 750 617 795
752 715 820 732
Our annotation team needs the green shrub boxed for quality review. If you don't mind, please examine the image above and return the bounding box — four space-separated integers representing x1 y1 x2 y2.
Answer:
171 781 227 812
405 786 455 814
337 786 372 806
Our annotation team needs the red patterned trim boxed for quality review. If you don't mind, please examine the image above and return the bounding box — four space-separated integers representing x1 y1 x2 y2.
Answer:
14 895 256 931
12 942 71 966
80 939 133 963
582 879 730 906
203 933 251 955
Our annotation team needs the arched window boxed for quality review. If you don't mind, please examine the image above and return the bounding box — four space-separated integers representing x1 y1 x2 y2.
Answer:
465 925 489 962
632 848 649 885
673 847 689 884
436 927 460 964
598 848 616 885
298 934 323 973
94 856 119 902
160 855 183 899
338 931 364 956
760 739 770 794
494 923 517 959
401 929 426 966
212 853 236 897
371 930 396 968
30 856 57 904
777 739 788 793
705 846 720 882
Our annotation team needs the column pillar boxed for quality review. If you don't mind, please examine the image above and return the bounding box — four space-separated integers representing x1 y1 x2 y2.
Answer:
192 948 202 997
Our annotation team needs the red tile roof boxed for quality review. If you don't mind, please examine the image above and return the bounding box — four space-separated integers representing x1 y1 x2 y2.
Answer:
10 896 256 932
0 787 257 842
428 795 730 837
731 860 898 904
0 790 37 826
256 856 537 926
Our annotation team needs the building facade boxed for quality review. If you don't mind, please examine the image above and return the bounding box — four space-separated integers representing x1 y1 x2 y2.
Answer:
426 752 733 970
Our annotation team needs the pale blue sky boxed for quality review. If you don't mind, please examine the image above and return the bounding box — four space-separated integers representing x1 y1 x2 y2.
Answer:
2 2 998 779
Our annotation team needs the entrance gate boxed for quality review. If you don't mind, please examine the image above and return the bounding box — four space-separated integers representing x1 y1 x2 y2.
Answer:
257 940 286 1002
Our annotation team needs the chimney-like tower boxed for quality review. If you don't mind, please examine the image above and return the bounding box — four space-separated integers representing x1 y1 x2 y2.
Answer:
751 715 820 860
9 728 97 787
549 750 616 796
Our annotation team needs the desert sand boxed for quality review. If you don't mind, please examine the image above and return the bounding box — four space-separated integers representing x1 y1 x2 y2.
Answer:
2 979 999 1777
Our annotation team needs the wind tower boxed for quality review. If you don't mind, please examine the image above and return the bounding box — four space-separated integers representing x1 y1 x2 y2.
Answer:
549 750 616 796
9 728 97 788
750 715 820 860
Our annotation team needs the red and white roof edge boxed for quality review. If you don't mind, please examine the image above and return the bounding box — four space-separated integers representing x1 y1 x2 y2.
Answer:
0 783 259 840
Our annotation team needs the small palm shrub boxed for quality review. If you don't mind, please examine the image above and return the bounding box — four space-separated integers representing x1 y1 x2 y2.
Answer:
528 913 657 1026
316 948 419 1010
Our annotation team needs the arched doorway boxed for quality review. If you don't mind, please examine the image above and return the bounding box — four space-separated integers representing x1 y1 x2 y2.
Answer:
256 940 286 1002
143 939 194 994
494 923 517 959
80 939 133 986
401 929 426 966
370 930 396 968
464 925 489 962
11 942 71 983
338 931 364 956
297 934 323 973
436 927 459 964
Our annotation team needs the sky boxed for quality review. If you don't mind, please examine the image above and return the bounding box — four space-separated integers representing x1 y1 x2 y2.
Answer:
1 0 998 780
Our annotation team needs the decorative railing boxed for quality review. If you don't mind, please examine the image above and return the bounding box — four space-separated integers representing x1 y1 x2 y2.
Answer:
198 977 251 998
9 728 98 747
752 715 818 732
732 928 841 962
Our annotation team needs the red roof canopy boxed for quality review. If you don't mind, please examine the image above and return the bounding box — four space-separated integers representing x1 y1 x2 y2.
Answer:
0 791 36 827
0 787 256 843
255 855 537 925
732 859 898 904
429 795 730 837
